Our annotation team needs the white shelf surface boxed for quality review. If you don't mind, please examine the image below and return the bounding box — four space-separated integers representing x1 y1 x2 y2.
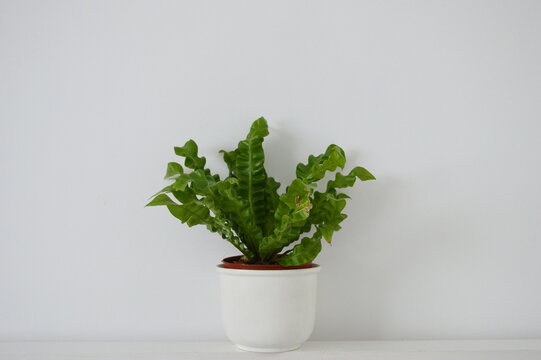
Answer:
1 340 541 360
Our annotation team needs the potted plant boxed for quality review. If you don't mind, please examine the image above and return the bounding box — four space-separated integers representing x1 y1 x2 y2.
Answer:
147 117 375 352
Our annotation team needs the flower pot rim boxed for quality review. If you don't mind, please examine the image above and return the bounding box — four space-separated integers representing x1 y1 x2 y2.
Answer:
221 255 315 270
216 263 320 276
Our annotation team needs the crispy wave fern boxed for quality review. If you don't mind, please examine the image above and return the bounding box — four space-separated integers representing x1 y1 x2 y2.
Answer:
146 117 375 266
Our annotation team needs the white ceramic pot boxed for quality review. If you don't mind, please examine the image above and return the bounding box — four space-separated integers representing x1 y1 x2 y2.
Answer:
216 264 321 352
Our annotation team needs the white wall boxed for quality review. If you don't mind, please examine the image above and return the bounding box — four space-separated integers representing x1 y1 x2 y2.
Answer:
1 0 540 340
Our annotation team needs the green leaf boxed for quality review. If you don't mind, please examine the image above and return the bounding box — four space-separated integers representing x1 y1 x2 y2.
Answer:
211 178 244 212
174 139 206 170
149 184 174 199
167 202 211 227
145 194 178 207
326 166 375 191
219 149 238 177
308 191 347 244
172 175 189 192
305 167 374 244
169 169 218 196
211 178 262 255
207 213 254 258
279 179 313 220
245 117 269 138
276 230 322 267
258 179 312 260
296 144 346 183
236 117 269 234
186 169 215 195
168 201 253 258
171 187 197 204
164 162 183 179
263 177 281 236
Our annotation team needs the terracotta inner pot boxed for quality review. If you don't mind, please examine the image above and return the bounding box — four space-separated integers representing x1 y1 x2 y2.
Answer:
222 255 313 270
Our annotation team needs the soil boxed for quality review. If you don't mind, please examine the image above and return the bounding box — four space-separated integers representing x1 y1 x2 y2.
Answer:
222 255 313 270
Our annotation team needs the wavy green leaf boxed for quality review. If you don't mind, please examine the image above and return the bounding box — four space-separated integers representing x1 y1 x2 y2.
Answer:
174 139 206 170
263 177 281 236
307 167 374 244
207 213 253 258
276 230 322 266
326 166 375 192
211 178 262 255
145 193 178 207
168 169 218 196
149 184 174 199
167 201 211 227
236 117 269 236
258 179 312 260
296 144 346 183
219 149 238 177
168 201 252 257
171 186 198 204
164 162 183 179
308 192 347 243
